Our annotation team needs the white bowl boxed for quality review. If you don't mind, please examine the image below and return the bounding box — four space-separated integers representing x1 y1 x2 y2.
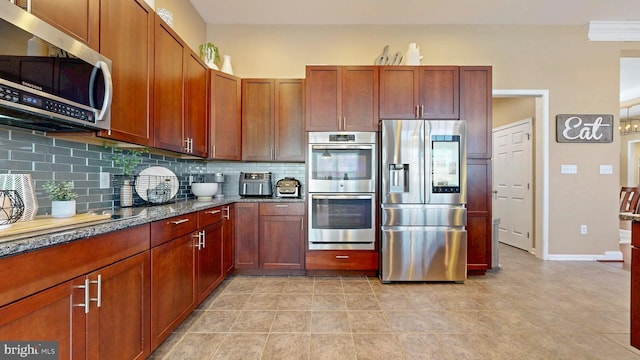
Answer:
191 183 219 201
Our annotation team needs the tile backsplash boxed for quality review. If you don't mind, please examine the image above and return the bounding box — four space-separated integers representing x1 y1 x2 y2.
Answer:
0 126 305 215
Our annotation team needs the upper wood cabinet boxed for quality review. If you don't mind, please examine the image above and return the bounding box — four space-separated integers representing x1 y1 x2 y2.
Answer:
379 66 459 120
242 79 305 162
184 51 209 157
306 66 378 131
460 66 492 159
28 0 100 50
210 70 242 160
153 17 186 154
97 0 154 146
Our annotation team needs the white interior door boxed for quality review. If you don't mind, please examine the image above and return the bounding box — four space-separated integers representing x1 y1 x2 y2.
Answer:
492 119 533 251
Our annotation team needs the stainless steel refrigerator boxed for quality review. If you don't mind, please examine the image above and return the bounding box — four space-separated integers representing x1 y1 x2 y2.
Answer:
380 120 467 282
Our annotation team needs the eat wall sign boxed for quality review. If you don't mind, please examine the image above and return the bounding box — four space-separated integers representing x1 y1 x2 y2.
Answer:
556 114 613 143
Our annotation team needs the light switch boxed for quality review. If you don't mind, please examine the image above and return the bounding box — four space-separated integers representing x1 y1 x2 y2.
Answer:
561 164 577 174
600 165 613 174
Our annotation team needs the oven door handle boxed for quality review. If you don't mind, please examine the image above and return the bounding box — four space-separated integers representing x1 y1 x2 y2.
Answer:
311 194 373 200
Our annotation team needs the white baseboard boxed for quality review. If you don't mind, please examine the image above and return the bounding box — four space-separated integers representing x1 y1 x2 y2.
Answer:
547 251 623 261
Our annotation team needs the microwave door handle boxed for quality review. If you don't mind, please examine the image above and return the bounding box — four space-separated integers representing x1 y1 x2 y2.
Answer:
89 60 113 122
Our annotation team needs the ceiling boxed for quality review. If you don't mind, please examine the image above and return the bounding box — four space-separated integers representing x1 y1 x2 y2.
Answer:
190 0 640 26
190 0 640 109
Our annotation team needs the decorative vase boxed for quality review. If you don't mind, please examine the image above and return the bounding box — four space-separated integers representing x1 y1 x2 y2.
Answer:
405 42 421 65
120 179 134 207
51 200 76 218
205 59 219 70
0 190 25 229
221 55 233 75
0 174 38 221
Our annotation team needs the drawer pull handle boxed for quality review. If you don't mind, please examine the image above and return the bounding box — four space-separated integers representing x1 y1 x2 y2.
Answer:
275 205 288 208
169 219 190 225
206 210 221 215
335 255 350 259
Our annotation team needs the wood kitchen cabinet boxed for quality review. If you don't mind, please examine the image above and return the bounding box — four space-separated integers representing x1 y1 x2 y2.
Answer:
460 66 492 159
234 202 260 269
210 70 242 160
222 204 235 275
305 251 378 272
153 16 186 154
466 158 493 273
196 207 225 303
98 0 154 146
259 203 305 270
306 66 378 131
25 0 100 50
0 225 151 359
184 51 209 157
379 66 459 120
235 202 305 273
242 79 305 162
150 213 198 350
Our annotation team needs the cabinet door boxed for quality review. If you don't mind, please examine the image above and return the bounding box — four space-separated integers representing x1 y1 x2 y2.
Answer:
460 66 492 158
466 158 492 274
306 66 340 131
185 51 209 157
234 203 259 269
275 79 305 162
196 222 224 304
29 0 99 50
211 71 242 160
260 215 305 270
98 0 154 146
418 66 459 119
87 252 151 360
342 66 379 131
242 79 274 161
379 66 420 119
150 234 196 349
0 280 86 359
223 204 235 275
153 17 185 153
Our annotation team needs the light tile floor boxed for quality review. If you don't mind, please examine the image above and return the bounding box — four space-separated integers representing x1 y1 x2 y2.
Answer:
148 244 640 359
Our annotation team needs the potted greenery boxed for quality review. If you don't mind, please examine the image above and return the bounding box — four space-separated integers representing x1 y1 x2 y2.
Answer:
43 181 78 218
199 42 220 69
105 144 148 207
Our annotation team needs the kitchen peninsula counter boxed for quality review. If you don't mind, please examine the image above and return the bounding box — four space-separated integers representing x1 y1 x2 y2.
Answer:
0 196 304 257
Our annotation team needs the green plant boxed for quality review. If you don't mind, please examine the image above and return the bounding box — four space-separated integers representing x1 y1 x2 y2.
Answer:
105 144 148 176
198 42 220 67
43 181 78 201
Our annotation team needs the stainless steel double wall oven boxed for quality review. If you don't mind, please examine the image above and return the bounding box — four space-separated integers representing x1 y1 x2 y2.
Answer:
307 132 377 250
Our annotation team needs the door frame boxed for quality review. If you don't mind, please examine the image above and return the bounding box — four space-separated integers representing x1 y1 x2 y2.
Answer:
493 89 549 260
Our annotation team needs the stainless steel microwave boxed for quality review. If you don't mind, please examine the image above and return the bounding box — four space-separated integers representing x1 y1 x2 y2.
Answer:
0 1 112 132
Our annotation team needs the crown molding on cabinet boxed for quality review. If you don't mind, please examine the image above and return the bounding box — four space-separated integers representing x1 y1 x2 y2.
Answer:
588 21 640 41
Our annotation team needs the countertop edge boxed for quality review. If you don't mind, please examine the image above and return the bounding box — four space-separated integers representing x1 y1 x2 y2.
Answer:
0 197 305 257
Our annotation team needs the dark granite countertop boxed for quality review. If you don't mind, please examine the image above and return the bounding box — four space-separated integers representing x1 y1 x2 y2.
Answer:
0 196 305 258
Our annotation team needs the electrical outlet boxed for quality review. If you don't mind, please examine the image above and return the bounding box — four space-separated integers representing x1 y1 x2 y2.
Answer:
600 165 613 174
561 164 577 174
580 225 587 235
99 172 110 189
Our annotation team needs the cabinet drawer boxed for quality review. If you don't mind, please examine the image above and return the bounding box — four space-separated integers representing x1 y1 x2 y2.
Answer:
198 206 224 228
305 251 378 271
150 213 198 247
259 202 305 216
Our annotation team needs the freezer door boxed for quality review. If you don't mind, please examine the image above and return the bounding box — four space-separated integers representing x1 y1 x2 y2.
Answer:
381 120 425 204
380 226 467 282
381 204 466 227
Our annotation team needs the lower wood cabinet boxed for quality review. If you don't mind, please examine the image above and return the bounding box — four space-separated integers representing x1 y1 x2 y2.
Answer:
196 207 225 303
222 204 235 275
0 226 151 359
305 250 378 271
234 202 305 272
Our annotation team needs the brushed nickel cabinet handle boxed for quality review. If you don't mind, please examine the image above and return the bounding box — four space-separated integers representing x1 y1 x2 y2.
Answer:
90 275 101 308
335 255 350 259
223 206 230 220
73 278 90 314
275 204 288 208
169 219 190 225
205 210 221 215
